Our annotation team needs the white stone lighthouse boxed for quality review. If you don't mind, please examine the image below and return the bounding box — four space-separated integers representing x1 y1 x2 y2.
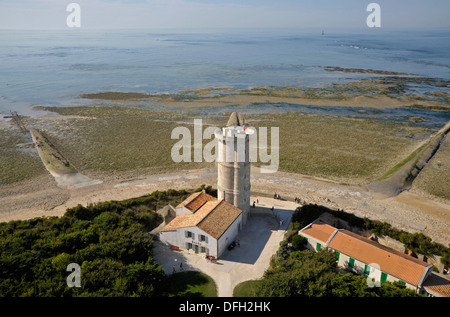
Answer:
215 112 254 225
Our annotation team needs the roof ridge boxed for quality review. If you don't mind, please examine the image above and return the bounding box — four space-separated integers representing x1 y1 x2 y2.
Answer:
336 229 429 267
196 199 223 226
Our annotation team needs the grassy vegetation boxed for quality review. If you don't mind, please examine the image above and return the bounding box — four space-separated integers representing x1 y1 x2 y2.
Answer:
23 106 435 186
33 106 213 177
3 78 448 197
1 101 442 191
255 112 434 185
81 92 154 100
413 135 450 200
0 130 46 185
379 142 428 181
166 271 217 297
233 279 261 297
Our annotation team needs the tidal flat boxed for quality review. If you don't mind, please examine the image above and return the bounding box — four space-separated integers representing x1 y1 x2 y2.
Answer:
0 129 47 185
20 106 439 188
80 76 450 112
1 78 449 201
413 135 450 200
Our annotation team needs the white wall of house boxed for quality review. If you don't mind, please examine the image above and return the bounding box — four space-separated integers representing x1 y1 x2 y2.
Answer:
175 206 192 216
160 214 243 258
217 214 243 258
302 235 324 252
159 230 178 248
299 231 424 291
335 250 419 291
182 226 217 257
160 226 217 257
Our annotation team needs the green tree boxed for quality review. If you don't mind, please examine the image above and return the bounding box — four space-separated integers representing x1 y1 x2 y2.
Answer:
331 273 376 297
291 235 306 251
125 259 166 296
377 281 422 297
258 249 338 297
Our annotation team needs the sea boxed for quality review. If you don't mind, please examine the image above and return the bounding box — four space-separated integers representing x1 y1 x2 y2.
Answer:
0 28 449 127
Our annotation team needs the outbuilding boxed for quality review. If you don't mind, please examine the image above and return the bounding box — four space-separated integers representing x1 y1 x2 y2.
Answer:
298 218 434 293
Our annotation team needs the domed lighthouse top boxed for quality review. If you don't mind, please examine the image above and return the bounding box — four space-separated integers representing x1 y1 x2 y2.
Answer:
216 112 255 140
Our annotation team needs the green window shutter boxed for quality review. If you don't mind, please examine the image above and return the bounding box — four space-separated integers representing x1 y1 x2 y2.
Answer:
316 243 321 250
335 251 340 260
381 272 387 283
364 264 370 275
349 258 355 268
399 280 405 285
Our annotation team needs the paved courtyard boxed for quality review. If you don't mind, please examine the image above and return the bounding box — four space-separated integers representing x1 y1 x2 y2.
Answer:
152 196 297 297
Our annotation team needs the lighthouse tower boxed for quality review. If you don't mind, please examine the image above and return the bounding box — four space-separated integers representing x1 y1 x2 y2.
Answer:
215 112 254 225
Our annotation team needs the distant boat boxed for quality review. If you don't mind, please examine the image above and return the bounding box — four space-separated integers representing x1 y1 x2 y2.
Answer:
322 30 325 35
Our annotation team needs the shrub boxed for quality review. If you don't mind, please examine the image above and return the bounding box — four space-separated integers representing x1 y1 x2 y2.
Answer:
0 189 191 297
291 235 306 251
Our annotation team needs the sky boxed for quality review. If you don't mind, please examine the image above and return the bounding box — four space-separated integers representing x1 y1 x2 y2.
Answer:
0 0 449 30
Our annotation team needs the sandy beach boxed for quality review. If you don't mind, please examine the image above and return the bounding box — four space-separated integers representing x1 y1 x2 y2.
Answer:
1 166 448 246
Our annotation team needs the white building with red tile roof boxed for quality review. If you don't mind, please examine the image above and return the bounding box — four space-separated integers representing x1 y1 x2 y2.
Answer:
299 218 435 294
159 191 243 258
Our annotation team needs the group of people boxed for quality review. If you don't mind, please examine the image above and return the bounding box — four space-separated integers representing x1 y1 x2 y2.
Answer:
294 197 305 204
205 255 216 263
274 192 281 199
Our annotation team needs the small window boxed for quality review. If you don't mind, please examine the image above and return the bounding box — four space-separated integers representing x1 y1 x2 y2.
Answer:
335 251 340 260
199 234 208 243
364 264 370 275
316 243 321 250
381 272 388 283
349 258 355 268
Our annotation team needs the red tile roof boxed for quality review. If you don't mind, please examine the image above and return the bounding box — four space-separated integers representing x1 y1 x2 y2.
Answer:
299 220 337 244
163 194 242 239
177 191 217 213
299 219 432 287
422 273 450 297
328 230 431 286
197 200 242 239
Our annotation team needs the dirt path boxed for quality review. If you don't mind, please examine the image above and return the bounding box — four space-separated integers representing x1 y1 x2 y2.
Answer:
0 168 448 245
